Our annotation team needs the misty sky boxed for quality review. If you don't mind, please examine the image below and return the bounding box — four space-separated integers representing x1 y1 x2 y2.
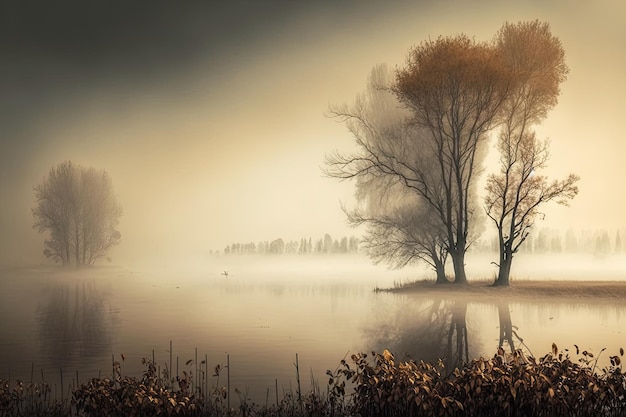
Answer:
1 0 625 264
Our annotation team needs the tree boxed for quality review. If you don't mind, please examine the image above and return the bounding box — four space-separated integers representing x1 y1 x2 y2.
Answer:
33 161 122 266
325 64 449 282
323 233 333 254
346 201 449 283
268 238 285 254
484 21 578 286
391 35 513 284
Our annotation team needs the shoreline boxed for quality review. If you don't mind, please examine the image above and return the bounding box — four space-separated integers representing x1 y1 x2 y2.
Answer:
379 279 626 302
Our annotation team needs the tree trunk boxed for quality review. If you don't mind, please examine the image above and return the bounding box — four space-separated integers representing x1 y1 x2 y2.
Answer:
494 251 513 286
450 250 467 284
434 258 448 284
75 232 80 268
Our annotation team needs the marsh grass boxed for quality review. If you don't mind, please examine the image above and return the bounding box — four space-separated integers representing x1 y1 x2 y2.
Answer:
0 343 348 417
2 343 626 416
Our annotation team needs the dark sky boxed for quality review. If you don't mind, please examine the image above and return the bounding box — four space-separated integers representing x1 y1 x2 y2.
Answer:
1 0 625 264
1 1 297 142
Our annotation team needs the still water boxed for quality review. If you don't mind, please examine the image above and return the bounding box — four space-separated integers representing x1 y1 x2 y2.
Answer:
1 255 625 404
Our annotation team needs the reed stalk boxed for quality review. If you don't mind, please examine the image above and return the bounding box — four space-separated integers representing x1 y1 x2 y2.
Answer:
295 353 302 412
169 340 173 389
275 378 278 407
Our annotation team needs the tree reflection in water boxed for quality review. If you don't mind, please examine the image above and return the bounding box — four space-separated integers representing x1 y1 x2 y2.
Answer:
365 296 474 370
498 302 516 352
445 300 469 368
36 280 113 366
497 302 531 357
366 296 528 370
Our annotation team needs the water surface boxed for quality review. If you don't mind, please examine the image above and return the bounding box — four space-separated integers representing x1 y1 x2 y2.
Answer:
1 255 624 404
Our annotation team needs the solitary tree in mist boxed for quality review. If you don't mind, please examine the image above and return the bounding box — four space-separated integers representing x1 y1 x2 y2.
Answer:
33 161 122 266
325 65 449 282
485 21 579 286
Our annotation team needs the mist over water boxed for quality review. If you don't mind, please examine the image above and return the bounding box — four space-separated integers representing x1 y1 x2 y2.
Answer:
1 254 625 403
1 1 626 410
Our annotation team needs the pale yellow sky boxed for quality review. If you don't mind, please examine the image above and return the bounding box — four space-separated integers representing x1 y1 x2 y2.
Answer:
1 0 625 263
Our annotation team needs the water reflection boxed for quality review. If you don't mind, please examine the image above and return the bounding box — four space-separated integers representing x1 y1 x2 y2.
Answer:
365 297 535 369
445 300 469 367
498 302 516 352
365 297 477 369
36 280 115 366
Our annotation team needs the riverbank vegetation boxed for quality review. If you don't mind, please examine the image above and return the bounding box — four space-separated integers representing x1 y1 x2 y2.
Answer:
2 344 625 416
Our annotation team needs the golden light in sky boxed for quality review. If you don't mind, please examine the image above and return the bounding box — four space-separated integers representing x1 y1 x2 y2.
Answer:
1 0 624 264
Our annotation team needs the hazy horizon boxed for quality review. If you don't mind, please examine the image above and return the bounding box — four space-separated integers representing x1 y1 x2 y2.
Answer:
1 0 625 266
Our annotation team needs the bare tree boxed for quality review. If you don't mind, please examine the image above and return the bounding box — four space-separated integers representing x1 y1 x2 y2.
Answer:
325 64 449 282
485 21 578 286
33 161 122 267
345 198 449 283
391 34 513 284
485 132 578 286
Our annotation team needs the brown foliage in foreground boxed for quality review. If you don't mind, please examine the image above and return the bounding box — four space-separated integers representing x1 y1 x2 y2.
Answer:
328 344 626 417
1 345 625 416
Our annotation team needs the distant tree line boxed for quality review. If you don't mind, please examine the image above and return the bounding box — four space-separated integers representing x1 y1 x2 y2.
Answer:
223 234 360 256
473 228 625 256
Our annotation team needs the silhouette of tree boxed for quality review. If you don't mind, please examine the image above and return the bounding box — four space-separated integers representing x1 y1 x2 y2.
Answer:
328 28 515 284
392 35 513 284
485 21 578 286
33 161 122 266
326 65 449 282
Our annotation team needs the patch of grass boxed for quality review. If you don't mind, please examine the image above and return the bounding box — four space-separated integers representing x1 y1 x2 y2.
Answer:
380 279 626 302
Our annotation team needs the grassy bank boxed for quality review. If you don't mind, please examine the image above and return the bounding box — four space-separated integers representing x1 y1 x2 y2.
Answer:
379 279 626 302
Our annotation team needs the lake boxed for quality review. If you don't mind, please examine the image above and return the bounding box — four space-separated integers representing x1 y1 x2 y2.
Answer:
1 254 625 405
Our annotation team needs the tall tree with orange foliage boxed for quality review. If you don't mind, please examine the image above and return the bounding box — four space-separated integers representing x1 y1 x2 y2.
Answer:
485 21 578 286
394 34 513 284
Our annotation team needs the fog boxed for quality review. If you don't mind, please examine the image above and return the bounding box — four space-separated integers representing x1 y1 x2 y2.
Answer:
1 0 625 267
